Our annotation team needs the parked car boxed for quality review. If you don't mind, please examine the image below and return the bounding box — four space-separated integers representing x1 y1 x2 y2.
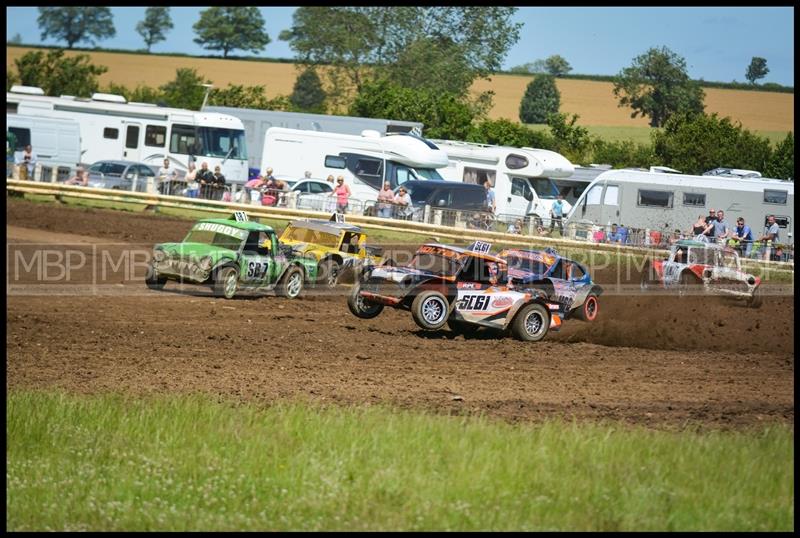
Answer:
86 160 157 192
348 242 563 342
278 218 385 287
498 248 603 322
394 180 490 223
641 239 763 307
146 212 318 299
289 179 334 209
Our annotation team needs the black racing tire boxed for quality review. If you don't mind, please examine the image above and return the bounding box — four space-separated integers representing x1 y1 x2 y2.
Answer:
511 302 550 342
317 258 341 288
347 282 384 319
640 262 657 292
276 265 304 299
575 293 599 322
747 286 763 309
447 318 479 337
411 290 450 331
145 264 167 291
678 271 700 297
213 266 239 299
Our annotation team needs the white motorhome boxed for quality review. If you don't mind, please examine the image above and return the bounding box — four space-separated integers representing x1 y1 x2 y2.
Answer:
204 106 423 171
566 169 794 244
7 85 249 183
430 140 575 224
260 127 449 206
6 113 81 174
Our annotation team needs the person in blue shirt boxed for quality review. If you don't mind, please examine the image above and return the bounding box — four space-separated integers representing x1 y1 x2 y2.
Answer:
732 217 754 258
550 194 566 233
483 179 496 213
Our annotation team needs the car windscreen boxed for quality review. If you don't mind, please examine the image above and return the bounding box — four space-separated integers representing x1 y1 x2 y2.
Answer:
89 163 126 176
182 230 243 251
414 168 444 180
530 177 560 199
403 184 437 204
688 248 715 265
281 226 340 248
506 255 550 275
409 253 463 276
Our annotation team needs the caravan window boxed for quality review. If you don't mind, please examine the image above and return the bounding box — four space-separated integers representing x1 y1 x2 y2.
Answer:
341 153 383 190
603 185 619 206
764 190 788 205
145 125 166 147
125 126 139 149
170 124 198 155
198 127 247 159
325 155 346 169
682 192 706 206
463 167 495 186
638 189 673 208
103 128 119 140
530 177 559 199
585 184 603 205
505 154 528 169
7 127 30 150
511 177 531 199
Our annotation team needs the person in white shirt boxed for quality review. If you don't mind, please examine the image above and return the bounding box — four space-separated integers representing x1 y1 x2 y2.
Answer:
157 158 178 194
15 144 37 180
393 186 413 220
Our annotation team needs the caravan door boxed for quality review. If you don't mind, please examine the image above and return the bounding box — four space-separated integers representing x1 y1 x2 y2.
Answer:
508 176 534 219
603 184 620 224
576 182 605 224
123 123 142 162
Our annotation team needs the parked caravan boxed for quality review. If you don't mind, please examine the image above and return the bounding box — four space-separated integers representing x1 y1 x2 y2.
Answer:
430 139 575 224
566 169 794 244
260 127 449 207
6 113 81 172
553 165 610 205
204 106 423 170
7 85 249 183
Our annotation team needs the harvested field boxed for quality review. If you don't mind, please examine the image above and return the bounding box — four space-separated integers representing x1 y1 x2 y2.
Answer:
6 197 794 430
6 47 794 133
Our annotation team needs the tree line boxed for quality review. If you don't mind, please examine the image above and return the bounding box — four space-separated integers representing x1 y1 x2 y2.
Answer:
8 7 794 179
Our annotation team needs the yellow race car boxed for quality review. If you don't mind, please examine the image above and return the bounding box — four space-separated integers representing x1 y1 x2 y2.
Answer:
278 219 385 287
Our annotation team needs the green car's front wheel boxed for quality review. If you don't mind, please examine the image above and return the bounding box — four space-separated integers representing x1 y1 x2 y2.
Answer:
214 266 239 299
145 264 167 291
277 266 305 299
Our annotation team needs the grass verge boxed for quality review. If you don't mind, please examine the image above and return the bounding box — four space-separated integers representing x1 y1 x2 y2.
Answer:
6 391 794 531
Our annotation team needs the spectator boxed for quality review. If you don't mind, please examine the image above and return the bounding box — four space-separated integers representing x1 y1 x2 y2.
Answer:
712 210 731 244
690 214 708 240
275 179 289 206
183 162 199 198
260 175 279 206
14 144 36 180
211 165 227 201
757 215 781 261
393 186 413 220
64 166 88 186
303 170 312 180
264 167 275 181
506 219 524 234
331 175 351 213
668 228 683 245
7 131 17 172
243 175 265 204
550 194 566 233
157 158 178 195
733 217 754 258
615 224 629 245
377 181 395 218
483 179 496 213
326 174 335 184
703 208 718 241
196 161 215 199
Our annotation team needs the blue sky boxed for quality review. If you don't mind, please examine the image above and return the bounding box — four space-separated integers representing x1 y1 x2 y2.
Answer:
6 6 795 85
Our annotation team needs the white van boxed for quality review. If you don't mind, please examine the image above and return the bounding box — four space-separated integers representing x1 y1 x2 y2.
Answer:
6 113 82 173
430 139 575 224
260 127 450 210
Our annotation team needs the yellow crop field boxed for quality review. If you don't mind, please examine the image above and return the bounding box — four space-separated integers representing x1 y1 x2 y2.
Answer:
7 47 794 133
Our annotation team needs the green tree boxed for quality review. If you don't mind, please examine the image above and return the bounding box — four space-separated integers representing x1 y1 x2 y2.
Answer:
193 7 270 58
9 33 23 44
547 112 591 163
37 7 115 49
349 79 478 140
508 60 547 75
102 82 164 105
544 55 572 76
591 138 656 169
613 46 705 128
763 132 794 180
136 7 173 52
651 113 773 175
519 75 560 124
159 68 210 110
745 57 769 85
210 85 291 111
387 37 475 96
12 50 108 97
290 68 327 113
280 7 521 103
467 118 556 150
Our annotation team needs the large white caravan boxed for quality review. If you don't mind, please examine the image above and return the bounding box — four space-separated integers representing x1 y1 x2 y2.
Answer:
566 169 794 243
260 127 449 205
7 85 249 183
430 140 575 224
204 106 423 171
6 113 81 173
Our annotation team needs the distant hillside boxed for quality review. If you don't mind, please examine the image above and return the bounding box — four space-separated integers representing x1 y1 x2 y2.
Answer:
6 45 794 134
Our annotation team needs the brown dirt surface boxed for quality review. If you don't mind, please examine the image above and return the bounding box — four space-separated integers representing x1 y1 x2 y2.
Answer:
6 197 795 430
6 47 794 133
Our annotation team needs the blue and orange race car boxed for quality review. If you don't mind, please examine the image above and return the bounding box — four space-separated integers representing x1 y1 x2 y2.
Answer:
497 248 603 322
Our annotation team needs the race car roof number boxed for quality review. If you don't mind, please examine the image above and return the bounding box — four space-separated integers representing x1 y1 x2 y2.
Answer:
232 211 249 222
470 241 492 253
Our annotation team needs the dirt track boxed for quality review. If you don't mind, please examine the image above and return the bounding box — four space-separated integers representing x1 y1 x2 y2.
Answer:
6 198 795 429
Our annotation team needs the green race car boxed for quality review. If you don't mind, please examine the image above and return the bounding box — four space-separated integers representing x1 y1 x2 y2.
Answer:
146 213 318 299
